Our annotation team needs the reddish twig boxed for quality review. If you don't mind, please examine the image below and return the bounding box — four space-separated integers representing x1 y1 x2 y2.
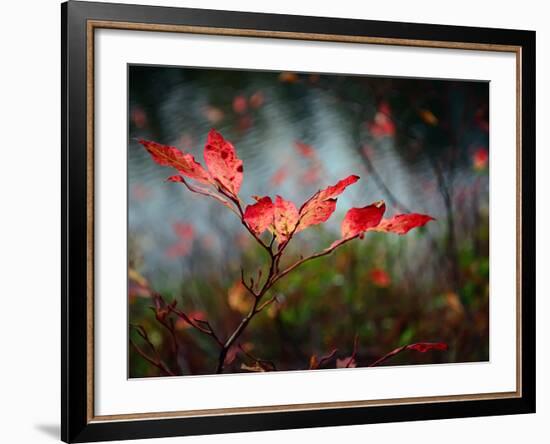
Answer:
368 342 448 367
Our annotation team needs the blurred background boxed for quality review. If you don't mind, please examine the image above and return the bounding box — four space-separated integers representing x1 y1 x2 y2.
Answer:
128 65 489 377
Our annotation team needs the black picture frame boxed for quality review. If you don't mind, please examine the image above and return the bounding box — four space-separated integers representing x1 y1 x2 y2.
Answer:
62 1 536 442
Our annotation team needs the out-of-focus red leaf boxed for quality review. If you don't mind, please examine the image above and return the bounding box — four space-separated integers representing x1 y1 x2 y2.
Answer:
297 175 359 231
165 243 191 258
172 222 194 240
165 222 195 258
237 115 253 133
249 91 265 109
341 201 386 239
139 139 211 184
131 107 148 128
300 164 321 185
204 129 243 196
243 196 274 235
273 196 299 242
473 147 489 171
270 165 288 186
406 342 448 353
367 101 396 138
294 141 316 158
131 184 151 201
232 95 248 114
370 268 391 287
374 213 434 235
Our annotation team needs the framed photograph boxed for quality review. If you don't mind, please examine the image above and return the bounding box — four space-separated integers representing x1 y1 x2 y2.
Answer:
62 1 535 442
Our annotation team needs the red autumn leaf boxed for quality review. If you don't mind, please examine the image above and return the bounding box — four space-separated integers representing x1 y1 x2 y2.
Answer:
243 196 274 235
406 342 448 353
298 199 337 232
273 196 299 242
139 139 211 184
317 175 360 201
374 213 435 235
370 268 391 287
204 129 243 196
341 201 386 239
297 175 360 231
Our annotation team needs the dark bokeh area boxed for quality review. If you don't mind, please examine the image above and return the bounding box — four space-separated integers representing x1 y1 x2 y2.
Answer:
128 65 489 377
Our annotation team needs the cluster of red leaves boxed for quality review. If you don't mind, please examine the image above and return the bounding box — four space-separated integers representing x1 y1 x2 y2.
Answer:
137 129 444 375
139 129 435 251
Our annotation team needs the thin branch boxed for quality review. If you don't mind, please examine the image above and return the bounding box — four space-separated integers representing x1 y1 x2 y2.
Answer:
176 177 240 217
240 268 257 297
168 305 223 347
273 235 358 286
129 326 176 376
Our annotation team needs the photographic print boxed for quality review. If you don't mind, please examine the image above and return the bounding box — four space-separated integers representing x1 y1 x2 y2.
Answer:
127 65 490 378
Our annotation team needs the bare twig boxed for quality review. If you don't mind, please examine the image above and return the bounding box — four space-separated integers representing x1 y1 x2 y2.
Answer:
130 325 176 376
